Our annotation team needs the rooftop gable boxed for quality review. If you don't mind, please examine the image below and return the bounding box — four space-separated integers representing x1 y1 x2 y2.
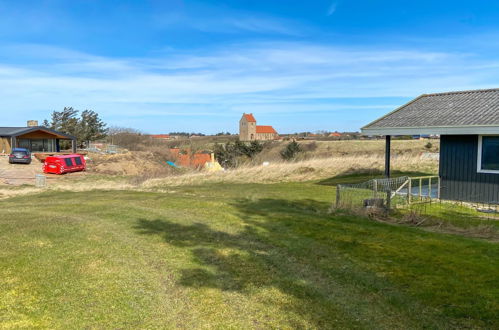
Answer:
242 113 256 122
362 88 499 135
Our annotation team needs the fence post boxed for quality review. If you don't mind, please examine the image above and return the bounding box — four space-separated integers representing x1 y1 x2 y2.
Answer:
386 190 391 211
419 178 422 201
407 178 412 204
428 177 432 198
373 179 378 198
336 185 341 208
437 177 441 199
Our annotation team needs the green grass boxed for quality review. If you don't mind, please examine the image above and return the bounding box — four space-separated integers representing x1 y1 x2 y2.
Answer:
316 170 433 186
1 182 498 328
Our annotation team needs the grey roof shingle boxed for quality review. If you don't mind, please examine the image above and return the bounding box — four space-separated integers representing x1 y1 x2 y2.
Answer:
362 89 499 134
0 126 75 139
0 127 35 136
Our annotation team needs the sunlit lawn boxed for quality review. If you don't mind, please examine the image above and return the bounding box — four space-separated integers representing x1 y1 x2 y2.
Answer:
1 182 498 328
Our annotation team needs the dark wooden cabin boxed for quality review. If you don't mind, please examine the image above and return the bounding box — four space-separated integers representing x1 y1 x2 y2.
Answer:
361 88 499 204
0 122 76 154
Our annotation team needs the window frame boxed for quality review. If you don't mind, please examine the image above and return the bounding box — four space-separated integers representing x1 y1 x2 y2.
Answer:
477 135 499 174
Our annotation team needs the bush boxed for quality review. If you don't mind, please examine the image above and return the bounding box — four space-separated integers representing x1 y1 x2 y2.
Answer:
280 141 301 160
214 140 264 168
425 142 433 150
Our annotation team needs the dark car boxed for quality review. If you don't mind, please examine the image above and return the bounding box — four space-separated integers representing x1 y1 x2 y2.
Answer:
9 148 32 164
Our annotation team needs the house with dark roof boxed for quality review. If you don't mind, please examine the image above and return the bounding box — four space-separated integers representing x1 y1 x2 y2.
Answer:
239 113 278 141
362 88 499 203
0 121 76 154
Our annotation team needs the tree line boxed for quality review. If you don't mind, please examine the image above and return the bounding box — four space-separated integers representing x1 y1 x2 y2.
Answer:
43 107 107 147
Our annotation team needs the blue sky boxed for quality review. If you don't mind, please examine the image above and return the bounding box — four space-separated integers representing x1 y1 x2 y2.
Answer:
1 1 499 134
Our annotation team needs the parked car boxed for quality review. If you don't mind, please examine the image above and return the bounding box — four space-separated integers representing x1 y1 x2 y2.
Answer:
43 154 86 175
8 148 32 164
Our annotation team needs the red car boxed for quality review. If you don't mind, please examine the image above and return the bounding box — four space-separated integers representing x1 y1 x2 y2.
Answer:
43 154 86 175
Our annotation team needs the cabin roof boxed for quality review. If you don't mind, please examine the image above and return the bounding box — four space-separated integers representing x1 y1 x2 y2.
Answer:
0 126 75 139
362 88 499 135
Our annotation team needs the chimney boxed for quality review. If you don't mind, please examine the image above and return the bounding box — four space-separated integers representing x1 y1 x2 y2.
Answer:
27 120 38 127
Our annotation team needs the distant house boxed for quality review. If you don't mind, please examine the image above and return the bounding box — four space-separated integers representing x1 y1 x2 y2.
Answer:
239 113 278 141
329 132 342 138
362 88 499 204
150 134 171 140
0 121 76 154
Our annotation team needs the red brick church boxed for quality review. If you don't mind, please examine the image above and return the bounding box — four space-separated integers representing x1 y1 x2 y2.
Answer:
239 113 278 141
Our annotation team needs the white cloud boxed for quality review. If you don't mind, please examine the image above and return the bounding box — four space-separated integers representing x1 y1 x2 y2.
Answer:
0 41 497 130
151 5 304 36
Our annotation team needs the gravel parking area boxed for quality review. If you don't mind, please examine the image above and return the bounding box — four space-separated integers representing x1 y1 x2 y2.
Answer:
0 156 46 185
0 156 87 186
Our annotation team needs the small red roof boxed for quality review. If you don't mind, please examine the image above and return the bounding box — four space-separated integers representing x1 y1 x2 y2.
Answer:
256 125 277 134
151 134 170 139
243 113 256 122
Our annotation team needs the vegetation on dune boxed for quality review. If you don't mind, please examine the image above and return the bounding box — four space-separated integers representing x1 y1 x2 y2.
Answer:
0 182 498 328
144 154 438 187
214 140 265 168
280 140 301 160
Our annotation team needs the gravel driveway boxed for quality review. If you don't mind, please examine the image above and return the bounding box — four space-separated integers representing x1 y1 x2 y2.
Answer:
0 156 46 185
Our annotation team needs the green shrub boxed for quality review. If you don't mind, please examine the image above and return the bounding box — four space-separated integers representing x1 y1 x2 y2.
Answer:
281 141 301 160
214 140 264 168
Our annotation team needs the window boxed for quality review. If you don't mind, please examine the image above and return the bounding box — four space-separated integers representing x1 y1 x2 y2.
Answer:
64 158 73 167
74 157 82 165
478 136 499 173
17 139 56 152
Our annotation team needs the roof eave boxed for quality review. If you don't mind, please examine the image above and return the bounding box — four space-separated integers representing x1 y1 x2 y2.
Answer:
9 127 76 139
361 125 499 136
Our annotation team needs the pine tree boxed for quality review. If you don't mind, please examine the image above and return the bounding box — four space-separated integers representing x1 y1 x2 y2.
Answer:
43 107 108 147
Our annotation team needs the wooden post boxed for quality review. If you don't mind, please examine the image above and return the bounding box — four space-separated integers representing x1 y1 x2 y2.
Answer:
385 135 391 178
71 139 77 153
386 190 391 211
336 185 341 208
419 178 422 200
437 177 441 199
373 179 378 198
408 178 412 204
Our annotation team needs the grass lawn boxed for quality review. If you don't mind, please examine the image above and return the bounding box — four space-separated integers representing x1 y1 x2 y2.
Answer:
1 182 498 328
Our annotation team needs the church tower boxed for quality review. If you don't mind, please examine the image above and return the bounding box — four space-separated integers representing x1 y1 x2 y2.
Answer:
239 113 257 141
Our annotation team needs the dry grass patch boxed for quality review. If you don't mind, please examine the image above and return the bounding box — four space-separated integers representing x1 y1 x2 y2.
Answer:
0 154 437 199
144 155 438 188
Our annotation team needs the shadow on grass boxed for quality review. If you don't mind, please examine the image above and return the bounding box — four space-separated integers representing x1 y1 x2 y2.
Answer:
133 197 461 328
134 199 332 291
133 198 379 327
